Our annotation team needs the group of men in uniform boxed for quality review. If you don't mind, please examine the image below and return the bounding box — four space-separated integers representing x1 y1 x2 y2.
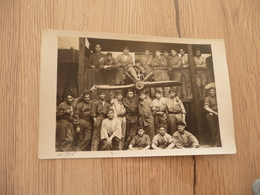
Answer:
55 44 221 152
56 88 202 151
87 44 214 98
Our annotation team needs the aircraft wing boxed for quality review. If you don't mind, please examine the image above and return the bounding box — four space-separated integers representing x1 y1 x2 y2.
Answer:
144 81 182 88
91 84 135 90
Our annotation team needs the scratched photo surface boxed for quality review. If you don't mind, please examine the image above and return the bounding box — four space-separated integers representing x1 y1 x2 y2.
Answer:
39 30 236 159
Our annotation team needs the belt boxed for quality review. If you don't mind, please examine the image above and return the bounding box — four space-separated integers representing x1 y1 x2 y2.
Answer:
168 111 181 114
117 114 125 118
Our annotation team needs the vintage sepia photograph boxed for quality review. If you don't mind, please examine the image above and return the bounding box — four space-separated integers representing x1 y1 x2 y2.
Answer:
39 30 236 159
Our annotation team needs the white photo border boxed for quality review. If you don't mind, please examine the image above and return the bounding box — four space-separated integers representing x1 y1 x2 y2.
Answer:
39 29 236 159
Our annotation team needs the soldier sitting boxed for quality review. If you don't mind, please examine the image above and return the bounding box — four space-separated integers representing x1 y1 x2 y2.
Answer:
125 59 153 83
173 121 199 148
151 125 175 150
128 126 151 150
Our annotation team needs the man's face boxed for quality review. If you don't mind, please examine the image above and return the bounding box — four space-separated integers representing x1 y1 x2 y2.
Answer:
135 62 141 68
107 111 114 119
155 51 161 56
66 95 74 104
177 125 185 134
169 92 176 98
117 94 123 101
123 49 129 54
164 52 169 57
83 94 90 103
95 45 101 52
196 50 201 57
107 55 112 60
180 49 185 56
127 92 134 99
155 92 161 99
209 89 216 97
99 93 106 100
137 129 145 136
139 93 146 100
145 50 150 56
159 127 166 136
171 50 177 57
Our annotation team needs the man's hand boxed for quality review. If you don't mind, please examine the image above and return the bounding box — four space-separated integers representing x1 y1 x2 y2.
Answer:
106 137 112 145
65 109 72 114
76 126 80 133
91 65 95 69
104 65 110 70
175 144 183 149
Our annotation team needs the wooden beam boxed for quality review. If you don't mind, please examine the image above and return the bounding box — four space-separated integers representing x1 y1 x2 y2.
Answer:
187 44 205 144
78 38 86 96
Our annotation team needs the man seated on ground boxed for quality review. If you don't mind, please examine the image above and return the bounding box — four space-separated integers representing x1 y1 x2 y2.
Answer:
128 126 151 150
101 108 122 151
173 121 199 148
151 125 175 150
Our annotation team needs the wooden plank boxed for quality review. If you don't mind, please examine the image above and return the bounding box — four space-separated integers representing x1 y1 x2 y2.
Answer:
78 37 86 95
187 44 205 144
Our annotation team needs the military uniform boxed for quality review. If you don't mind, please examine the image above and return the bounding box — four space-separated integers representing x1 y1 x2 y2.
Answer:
111 98 126 149
88 52 106 85
173 130 199 148
151 133 175 149
180 54 192 98
204 95 221 147
91 99 110 151
102 57 120 84
138 98 156 139
56 101 76 151
73 100 93 151
116 53 135 84
166 97 186 135
101 118 122 150
151 55 170 97
140 55 153 73
122 96 139 149
129 134 150 150
152 97 168 133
